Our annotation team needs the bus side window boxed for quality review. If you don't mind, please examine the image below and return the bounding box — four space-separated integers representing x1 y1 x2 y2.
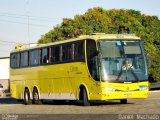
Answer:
74 41 85 61
29 49 39 66
62 43 72 62
52 46 61 63
20 51 29 67
10 53 20 68
42 48 49 64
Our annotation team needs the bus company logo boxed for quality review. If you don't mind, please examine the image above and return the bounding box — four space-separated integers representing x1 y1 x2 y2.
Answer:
126 87 130 91
70 66 78 72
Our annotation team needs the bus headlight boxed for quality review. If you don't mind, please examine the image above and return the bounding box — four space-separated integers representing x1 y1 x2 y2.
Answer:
102 87 116 92
139 86 148 91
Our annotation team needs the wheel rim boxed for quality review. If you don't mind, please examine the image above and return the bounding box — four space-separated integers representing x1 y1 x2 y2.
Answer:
25 92 29 102
24 90 29 103
33 91 39 101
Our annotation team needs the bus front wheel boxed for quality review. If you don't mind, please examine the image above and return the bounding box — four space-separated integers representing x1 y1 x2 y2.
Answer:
24 88 32 105
82 88 90 106
32 88 41 104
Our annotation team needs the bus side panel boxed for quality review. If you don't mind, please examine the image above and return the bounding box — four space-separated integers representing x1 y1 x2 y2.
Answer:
10 81 17 99
39 63 76 100
10 61 100 101
68 62 98 100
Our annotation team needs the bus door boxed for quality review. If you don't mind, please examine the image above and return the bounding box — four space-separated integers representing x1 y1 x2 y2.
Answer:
86 40 101 99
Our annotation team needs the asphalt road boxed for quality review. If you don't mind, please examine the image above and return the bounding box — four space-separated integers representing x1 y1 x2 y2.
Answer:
0 91 159 120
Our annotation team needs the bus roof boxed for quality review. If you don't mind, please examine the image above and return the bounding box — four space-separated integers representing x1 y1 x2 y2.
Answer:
11 33 141 53
78 33 140 40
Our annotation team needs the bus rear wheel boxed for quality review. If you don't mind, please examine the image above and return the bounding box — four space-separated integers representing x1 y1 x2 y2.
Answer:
82 88 90 106
32 88 41 104
24 88 32 105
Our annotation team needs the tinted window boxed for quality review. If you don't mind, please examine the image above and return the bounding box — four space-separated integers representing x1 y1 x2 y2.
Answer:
20 51 28 67
30 49 39 66
10 53 20 68
86 40 97 59
62 43 73 61
41 48 49 64
52 46 61 63
74 41 84 61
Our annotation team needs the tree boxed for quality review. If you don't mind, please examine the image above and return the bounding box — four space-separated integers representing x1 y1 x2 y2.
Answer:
38 7 160 82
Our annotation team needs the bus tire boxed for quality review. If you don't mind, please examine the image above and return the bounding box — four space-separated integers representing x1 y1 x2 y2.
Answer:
82 88 90 106
24 88 32 105
120 99 127 104
32 88 41 104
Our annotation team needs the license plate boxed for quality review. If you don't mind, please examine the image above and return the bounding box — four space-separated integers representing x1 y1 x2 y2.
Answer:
124 94 132 97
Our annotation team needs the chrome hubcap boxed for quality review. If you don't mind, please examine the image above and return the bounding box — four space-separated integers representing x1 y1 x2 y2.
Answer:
34 92 38 100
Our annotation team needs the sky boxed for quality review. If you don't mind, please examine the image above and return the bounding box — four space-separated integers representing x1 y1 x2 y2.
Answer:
0 0 160 57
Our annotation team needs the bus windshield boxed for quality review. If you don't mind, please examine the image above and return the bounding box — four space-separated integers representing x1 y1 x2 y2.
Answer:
98 40 148 83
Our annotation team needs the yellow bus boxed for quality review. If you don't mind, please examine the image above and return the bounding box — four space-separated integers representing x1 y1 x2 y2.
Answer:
10 33 149 106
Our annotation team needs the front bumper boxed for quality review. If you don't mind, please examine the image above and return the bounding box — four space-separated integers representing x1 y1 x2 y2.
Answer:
99 90 148 100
